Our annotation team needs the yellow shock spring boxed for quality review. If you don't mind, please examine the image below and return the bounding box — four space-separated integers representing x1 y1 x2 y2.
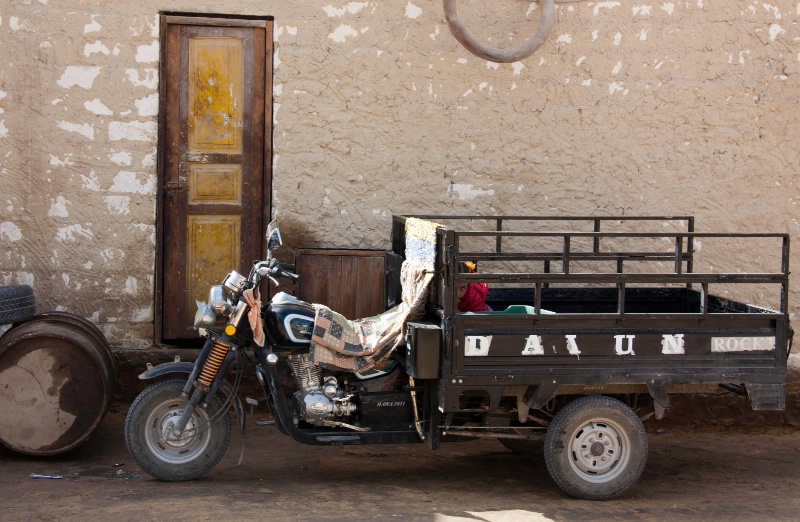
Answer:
197 339 231 388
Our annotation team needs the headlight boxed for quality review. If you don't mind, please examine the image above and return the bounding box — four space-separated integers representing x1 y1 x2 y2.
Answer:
192 284 236 329
193 301 217 329
208 285 230 315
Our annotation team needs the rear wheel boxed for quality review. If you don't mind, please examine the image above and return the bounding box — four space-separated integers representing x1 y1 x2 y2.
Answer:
125 378 231 481
544 395 647 500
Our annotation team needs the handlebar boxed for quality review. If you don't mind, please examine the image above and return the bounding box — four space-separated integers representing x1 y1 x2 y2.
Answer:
253 258 300 285
279 269 300 282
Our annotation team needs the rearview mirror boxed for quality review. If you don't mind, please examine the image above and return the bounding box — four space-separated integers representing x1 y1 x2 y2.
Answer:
266 220 282 251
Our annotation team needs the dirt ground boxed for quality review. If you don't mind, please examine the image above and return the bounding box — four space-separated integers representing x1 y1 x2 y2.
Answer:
2 404 800 522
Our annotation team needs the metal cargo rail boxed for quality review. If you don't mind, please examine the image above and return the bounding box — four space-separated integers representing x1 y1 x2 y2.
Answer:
391 215 791 415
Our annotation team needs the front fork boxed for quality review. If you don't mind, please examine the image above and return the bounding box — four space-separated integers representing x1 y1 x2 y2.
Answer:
171 299 249 436
169 332 238 436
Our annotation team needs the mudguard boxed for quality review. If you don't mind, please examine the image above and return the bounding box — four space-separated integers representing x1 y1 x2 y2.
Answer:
138 361 195 380
137 361 245 434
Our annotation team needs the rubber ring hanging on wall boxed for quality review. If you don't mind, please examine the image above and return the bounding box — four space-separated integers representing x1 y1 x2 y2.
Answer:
444 0 556 63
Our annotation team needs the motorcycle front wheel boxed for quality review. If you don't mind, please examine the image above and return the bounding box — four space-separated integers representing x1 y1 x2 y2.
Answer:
124 378 231 481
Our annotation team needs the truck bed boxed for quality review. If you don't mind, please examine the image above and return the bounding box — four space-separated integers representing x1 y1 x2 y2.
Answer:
392 215 791 413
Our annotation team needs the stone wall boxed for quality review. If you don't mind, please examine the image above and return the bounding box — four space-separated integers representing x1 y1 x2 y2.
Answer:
0 1 798 346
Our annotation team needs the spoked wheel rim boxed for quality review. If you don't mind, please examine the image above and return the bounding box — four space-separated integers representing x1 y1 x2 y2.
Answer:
144 397 212 465
567 418 631 483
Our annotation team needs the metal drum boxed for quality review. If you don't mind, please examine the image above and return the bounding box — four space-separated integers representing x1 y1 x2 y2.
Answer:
0 313 116 456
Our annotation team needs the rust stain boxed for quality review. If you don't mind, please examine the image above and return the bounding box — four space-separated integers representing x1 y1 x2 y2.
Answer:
187 216 241 305
188 37 244 154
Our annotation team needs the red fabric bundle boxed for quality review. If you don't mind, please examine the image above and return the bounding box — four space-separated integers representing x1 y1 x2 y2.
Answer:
458 282 489 312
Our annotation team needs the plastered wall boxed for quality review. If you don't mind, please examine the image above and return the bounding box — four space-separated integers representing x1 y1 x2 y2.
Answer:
0 1 798 347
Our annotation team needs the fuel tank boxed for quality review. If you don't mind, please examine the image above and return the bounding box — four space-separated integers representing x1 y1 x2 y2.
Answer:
263 292 315 352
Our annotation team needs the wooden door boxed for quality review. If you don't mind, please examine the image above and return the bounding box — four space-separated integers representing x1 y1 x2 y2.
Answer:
158 15 272 342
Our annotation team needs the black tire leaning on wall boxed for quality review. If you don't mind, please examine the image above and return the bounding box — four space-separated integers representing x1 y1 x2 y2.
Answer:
0 285 35 325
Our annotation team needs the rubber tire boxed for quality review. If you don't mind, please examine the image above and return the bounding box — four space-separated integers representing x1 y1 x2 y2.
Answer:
544 395 647 500
0 285 35 325
125 378 231 481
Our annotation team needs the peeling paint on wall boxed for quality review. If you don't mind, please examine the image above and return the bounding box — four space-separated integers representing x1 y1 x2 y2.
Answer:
125 68 158 89
449 183 496 200
134 93 158 117
104 196 131 215
323 2 369 18
135 41 159 63
405 2 423 20
109 151 132 166
57 121 94 139
594 2 621 16
109 171 155 194
84 18 101 34
84 41 110 57
56 224 93 242
1 222 22 242
57 66 102 89
85 99 114 115
48 196 69 218
124 276 138 295
0 1 798 349
329 24 359 43
108 121 156 142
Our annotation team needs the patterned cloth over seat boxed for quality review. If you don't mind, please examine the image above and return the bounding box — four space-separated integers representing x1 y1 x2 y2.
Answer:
310 218 439 372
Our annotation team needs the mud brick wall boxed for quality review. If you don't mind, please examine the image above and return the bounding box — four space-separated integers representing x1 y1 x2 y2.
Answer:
0 1 797 346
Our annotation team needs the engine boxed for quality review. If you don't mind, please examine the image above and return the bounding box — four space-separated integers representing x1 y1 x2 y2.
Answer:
287 354 357 427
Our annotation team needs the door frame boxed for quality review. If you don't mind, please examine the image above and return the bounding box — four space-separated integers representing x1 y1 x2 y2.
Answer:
155 12 273 343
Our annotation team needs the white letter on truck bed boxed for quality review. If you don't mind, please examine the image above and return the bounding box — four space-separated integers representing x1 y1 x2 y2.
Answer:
661 334 685 354
565 335 581 355
614 335 636 355
522 335 544 355
465 336 492 357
